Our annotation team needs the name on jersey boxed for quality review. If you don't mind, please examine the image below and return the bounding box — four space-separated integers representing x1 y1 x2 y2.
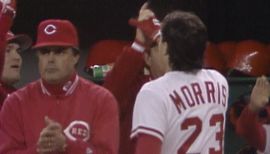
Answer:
169 81 227 114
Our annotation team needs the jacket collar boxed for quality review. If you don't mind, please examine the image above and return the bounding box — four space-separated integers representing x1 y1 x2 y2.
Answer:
40 73 79 96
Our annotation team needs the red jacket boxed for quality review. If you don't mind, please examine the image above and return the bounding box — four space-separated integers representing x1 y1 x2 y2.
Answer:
0 75 119 154
103 46 150 154
236 107 266 152
0 82 16 109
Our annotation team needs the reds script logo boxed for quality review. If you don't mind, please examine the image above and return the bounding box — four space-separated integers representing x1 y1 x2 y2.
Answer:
64 121 90 142
44 24 57 35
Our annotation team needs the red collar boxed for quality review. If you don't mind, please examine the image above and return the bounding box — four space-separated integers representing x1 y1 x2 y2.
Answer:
40 73 79 96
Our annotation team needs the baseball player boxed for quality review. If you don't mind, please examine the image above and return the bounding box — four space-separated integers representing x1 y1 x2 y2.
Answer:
0 0 16 77
131 11 229 154
0 31 32 109
236 76 270 154
0 19 119 154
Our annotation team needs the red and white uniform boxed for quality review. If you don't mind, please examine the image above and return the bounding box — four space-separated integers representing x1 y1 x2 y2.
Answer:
131 70 229 154
0 75 119 154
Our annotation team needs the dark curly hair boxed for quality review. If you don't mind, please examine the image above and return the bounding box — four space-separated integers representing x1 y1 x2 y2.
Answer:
161 11 207 72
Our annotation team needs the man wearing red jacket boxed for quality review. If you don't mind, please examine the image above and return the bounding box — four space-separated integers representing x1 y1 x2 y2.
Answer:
0 0 17 78
102 3 162 154
0 19 119 154
236 76 270 154
0 31 32 109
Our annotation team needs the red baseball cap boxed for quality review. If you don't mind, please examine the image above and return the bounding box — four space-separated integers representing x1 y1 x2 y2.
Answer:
6 31 32 51
32 19 79 50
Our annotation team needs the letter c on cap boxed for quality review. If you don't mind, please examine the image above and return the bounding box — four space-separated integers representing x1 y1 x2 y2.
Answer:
44 24 57 35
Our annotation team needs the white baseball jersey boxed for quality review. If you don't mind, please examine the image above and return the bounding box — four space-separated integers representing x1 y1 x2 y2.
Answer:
131 69 229 154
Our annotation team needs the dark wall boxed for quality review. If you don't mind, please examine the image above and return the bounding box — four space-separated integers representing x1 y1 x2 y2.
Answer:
12 0 145 49
207 0 270 43
12 0 270 48
12 0 270 87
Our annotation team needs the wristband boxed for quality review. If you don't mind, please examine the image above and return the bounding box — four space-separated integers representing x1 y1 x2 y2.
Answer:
131 41 145 53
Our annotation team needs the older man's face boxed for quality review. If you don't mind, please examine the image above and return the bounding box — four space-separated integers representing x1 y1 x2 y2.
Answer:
37 47 79 84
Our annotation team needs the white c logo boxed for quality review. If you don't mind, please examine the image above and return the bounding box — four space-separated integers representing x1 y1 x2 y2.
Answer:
44 24 57 35
64 121 90 142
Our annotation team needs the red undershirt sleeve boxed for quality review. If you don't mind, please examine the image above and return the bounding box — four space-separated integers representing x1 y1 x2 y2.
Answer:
134 134 162 154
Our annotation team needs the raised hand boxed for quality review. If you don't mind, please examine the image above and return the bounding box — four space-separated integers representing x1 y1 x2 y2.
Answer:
129 2 161 47
0 0 16 18
249 76 270 112
37 116 67 153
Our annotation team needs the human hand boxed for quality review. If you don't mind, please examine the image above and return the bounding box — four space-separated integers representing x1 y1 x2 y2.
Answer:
129 2 160 47
37 116 67 154
0 0 16 18
249 76 270 112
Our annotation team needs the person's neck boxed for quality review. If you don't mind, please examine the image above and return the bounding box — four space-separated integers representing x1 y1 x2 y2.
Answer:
41 72 77 96
0 80 16 93
0 78 17 87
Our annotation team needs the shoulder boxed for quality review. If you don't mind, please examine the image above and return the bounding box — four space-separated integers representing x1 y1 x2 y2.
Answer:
78 77 118 112
202 69 228 84
141 76 164 92
137 76 168 102
79 77 113 95
204 68 225 77
78 77 117 102
202 69 224 77
1 80 40 112
8 80 40 101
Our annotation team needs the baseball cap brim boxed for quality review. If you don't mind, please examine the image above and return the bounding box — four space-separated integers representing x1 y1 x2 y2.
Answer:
8 34 32 51
32 42 80 52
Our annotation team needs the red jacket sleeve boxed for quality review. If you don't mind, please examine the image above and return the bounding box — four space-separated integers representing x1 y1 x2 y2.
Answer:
0 9 14 77
236 106 266 151
0 95 37 154
134 134 162 154
0 35 6 78
103 46 145 112
65 91 119 154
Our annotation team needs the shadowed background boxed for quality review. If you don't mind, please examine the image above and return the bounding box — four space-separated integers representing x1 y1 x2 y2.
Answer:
12 0 270 89
12 0 270 87
10 0 270 153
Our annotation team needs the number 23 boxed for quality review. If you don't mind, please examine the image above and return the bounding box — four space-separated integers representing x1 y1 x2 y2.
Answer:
178 114 224 154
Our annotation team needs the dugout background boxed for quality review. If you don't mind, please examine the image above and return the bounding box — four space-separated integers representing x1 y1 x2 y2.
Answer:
12 0 270 86
11 0 270 153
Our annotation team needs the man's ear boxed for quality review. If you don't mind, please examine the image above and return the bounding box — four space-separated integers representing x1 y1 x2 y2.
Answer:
144 51 151 66
160 41 168 55
73 54 80 66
